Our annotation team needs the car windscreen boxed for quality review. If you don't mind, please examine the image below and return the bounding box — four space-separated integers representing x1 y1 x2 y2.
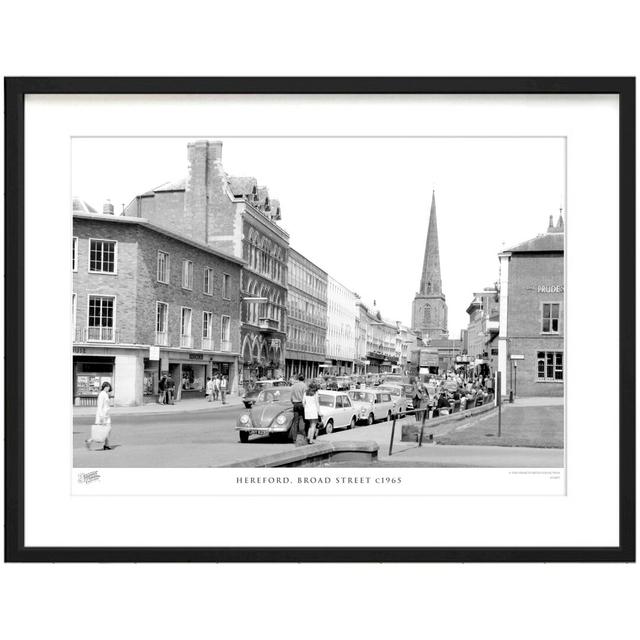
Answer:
317 394 334 407
256 389 291 403
349 391 374 403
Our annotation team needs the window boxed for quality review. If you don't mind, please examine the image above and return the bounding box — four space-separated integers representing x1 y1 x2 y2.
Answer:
202 311 214 350
222 273 231 299
87 295 115 341
537 351 563 381
89 239 116 273
156 302 168 345
157 251 170 284
203 267 213 295
180 307 193 348
72 293 77 340
541 303 560 333
221 315 231 342
72 237 78 271
182 260 193 289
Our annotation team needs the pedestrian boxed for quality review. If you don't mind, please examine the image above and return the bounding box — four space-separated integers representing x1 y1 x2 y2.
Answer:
166 375 175 404
86 381 113 450
303 382 321 444
158 374 167 404
220 375 228 404
412 379 424 424
290 374 307 446
213 375 220 401
206 376 214 402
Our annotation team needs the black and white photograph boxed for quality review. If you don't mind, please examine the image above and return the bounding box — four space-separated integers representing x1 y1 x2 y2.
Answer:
71 136 565 472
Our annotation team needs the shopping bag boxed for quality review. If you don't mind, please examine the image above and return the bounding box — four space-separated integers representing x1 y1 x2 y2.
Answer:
87 423 111 450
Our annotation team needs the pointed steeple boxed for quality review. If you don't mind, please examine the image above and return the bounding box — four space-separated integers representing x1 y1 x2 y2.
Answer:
419 191 443 295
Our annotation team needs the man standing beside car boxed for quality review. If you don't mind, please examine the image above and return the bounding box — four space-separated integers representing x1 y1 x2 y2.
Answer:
290 375 307 446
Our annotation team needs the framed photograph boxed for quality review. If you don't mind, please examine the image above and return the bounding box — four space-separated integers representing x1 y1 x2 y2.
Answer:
4 77 635 562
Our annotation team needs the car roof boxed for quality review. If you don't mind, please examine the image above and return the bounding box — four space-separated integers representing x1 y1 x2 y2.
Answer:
317 390 347 396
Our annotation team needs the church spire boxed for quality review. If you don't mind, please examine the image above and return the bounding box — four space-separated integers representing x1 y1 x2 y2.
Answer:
419 191 442 295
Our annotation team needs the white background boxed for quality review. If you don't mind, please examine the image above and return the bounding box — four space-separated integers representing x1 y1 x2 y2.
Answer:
1 2 638 640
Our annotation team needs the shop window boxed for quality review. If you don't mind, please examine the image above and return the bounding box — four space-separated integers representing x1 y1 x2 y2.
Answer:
89 239 117 274
537 351 563 381
157 251 170 284
541 303 560 333
182 260 193 290
72 237 78 271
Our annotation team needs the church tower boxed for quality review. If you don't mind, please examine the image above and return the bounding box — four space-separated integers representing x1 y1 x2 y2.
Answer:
412 191 448 339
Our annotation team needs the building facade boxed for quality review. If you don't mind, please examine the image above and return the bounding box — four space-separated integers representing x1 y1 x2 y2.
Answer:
497 215 565 397
465 287 500 376
412 191 449 340
285 248 328 379
124 140 289 384
355 300 399 374
72 212 242 406
325 277 357 374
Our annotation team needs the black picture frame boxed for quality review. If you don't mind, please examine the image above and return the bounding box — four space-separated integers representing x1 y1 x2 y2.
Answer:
4 77 635 563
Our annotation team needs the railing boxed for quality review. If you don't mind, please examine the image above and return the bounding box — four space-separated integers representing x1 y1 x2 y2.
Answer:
155 331 169 346
180 335 193 348
75 327 117 343
202 337 215 351
220 340 232 352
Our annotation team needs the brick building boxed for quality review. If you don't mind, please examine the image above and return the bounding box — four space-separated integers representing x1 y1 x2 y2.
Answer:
124 140 289 384
497 215 565 397
285 248 328 380
72 211 242 406
465 287 500 376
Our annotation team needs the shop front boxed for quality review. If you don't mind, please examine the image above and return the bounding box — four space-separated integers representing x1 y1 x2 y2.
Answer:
73 354 115 406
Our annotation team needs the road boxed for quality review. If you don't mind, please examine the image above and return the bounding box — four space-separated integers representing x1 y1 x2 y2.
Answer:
73 401 563 468
73 403 297 467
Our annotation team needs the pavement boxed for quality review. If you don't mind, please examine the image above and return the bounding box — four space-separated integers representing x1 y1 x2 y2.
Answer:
73 394 245 417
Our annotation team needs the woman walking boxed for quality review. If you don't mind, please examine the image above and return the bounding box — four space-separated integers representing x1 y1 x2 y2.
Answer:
302 382 321 444
86 381 113 451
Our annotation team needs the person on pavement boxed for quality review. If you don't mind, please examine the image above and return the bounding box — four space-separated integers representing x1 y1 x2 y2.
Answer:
220 375 228 404
302 382 321 444
290 375 307 445
206 376 214 402
158 375 167 404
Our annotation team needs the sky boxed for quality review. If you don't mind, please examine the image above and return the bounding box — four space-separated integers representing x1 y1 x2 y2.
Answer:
72 137 565 335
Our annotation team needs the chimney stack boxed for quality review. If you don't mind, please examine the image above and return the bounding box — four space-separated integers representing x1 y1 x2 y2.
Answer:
103 199 114 215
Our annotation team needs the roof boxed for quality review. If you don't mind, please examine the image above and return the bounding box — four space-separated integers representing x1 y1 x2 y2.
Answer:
152 178 186 192
506 232 564 253
72 197 98 214
72 212 246 266
228 176 257 197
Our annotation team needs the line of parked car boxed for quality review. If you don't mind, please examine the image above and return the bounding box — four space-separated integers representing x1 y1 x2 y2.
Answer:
235 384 409 443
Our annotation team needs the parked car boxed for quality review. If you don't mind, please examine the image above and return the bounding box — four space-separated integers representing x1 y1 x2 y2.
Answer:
348 388 395 425
376 384 410 417
316 390 358 433
241 381 289 409
236 389 295 443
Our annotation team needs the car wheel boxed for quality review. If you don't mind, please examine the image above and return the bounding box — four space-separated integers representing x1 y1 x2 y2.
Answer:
348 416 356 430
367 413 374 426
325 419 334 434
239 431 249 443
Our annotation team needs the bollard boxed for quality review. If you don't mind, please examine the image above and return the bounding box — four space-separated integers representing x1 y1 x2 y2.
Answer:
388 417 397 456
509 390 514 404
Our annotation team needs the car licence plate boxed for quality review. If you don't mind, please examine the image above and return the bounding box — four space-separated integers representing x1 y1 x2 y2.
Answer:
250 429 269 436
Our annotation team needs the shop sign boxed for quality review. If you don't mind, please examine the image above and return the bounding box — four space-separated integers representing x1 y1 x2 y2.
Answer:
189 353 203 360
536 285 564 293
149 346 160 361
73 346 86 354
510 354 525 360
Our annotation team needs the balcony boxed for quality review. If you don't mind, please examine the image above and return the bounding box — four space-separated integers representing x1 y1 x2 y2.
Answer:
180 335 193 348
155 331 169 346
258 317 280 331
202 337 215 351
220 340 232 352
75 327 117 343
